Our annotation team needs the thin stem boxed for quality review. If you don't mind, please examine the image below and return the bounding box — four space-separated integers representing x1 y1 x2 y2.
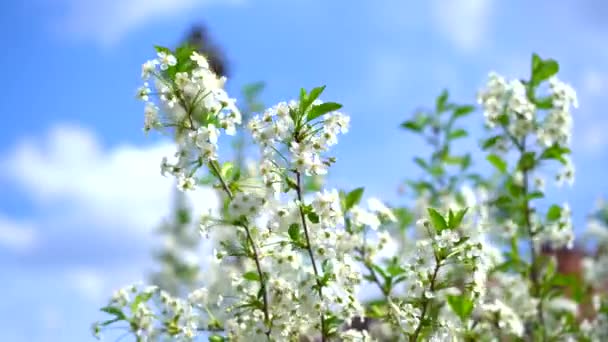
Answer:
410 256 441 342
210 161 234 199
209 162 272 339
295 170 327 342
522 158 546 340
507 131 546 340
357 234 390 298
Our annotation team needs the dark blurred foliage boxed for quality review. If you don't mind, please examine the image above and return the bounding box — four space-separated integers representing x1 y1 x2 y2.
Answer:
184 24 229 78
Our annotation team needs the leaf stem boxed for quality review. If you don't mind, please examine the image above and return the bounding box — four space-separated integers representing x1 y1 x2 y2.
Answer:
294 170 327 342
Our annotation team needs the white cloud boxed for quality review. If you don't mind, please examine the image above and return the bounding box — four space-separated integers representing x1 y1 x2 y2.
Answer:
431 0 493 52
1 124 218 262
4 125 217 234
52 0 244 46
0 216 38 253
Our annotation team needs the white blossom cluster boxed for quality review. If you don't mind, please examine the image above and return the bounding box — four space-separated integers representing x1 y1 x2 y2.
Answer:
477 73 577 146
93 284 207 341
138 49 242 192
477 72 576 188
533 203 575 250
477 70 577 251
107 48 380 341
93 48 608 342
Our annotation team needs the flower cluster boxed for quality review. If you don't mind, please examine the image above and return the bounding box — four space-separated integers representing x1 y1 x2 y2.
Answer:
92 48 608 342
138 48 242 191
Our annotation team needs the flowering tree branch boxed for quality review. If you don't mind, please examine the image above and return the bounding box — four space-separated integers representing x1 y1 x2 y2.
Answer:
91 45 608 342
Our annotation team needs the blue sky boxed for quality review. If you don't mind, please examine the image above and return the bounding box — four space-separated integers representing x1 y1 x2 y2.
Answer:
1 0 607 340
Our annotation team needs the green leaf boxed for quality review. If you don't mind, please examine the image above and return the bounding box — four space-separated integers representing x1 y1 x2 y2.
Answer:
509 183 524 197
307 102 342 122
528 191 545 200
299 88 307 101
209 335 226 342
285 177 298 191
448 129 468 140
436 89 449 113
427 208 448 231
534 96 553 109
532 53 542 74
288 223 301 242
487 154 507 173
221 162 234 179
407 180 435 194
448 209 455 228
130 292 153 313
413 157 429 170
429 164 445 178
300 86 326 114
386 263 406 277
453 105 475 118
460 154 472 170
540 144 570 164
100 306 127 320
345 187 365 211
482 135 501 150
154 45 172 54
443 155 464 166
518 152 536 171
546 205 562 221
400 121 423 132
531 53 559 86
99 318 122 327
447 295 474 322
308 86 326 104
307 212 320 224
174 43 197 73
448 208 468 229
243 271 260 281
400 113 429 132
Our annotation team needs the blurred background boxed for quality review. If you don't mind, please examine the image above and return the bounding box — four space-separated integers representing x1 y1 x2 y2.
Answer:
1 0 607 340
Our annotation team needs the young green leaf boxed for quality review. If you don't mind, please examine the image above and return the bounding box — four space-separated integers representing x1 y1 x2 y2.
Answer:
243 271 260 281
100 306 127 321
481 135 501 150
447 295 474 322
307 102 342 122
154 45 172 54
221 162 234 179
531 54 559 86
448 129 468 140
345 187 365 211
307 212 320 224
400 113 429 132
413 157 429 171
288 223 301 242
300 86 326 114
436 89 449 113
130 292 154 313
518 152 536 171
453 105 475 118
540 144 570 164
487 154 507 173
448 208 468 229
427 208 448 231
546 204 562 222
